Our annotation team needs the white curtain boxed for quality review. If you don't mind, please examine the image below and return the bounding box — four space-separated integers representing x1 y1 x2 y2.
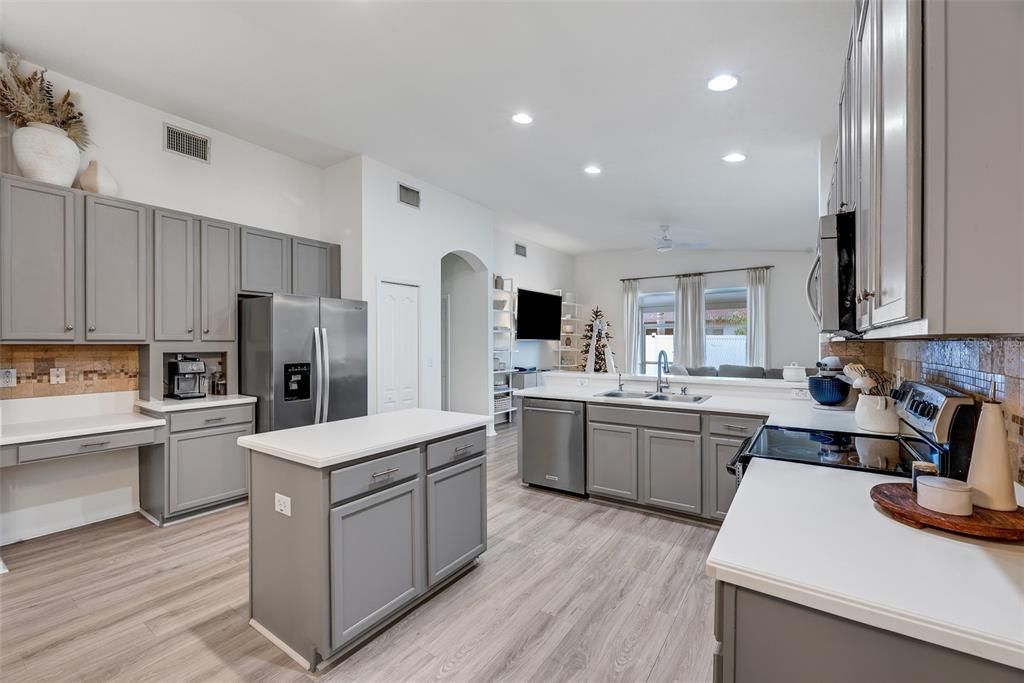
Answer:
674 275 705 368
746 267 770 368
622 280 641 374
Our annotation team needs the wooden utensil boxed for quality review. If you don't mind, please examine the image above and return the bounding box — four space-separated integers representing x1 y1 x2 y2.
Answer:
870 482 1024 541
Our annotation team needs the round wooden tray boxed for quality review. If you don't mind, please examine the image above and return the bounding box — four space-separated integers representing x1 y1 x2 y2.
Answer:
870 483 1024 542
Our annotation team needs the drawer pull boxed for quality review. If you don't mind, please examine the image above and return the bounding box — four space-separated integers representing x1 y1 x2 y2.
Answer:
204 416 227 423
371 467 400 479
454 444 472 454
80 440 111 448
722 424 747 432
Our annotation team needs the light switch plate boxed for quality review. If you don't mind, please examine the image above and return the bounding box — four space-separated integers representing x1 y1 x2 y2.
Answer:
274 493 292 517
0 368 15 388
49 367 66 385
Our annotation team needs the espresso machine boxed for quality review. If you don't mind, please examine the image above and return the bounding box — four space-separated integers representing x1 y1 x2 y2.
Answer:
166 355 207 400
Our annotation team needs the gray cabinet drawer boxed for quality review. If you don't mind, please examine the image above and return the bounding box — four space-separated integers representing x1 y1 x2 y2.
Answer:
169 404 254 432
426 429 486 471
587 405 701 433
18 428 156 464
330 448 422 505
708 415 763 438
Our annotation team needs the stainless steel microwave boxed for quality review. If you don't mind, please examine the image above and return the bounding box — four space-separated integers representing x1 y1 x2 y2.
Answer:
806 212 857 336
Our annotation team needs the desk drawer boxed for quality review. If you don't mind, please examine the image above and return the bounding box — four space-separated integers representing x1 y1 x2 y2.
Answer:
330 447 422 505
170 405 253 432
18 428 156 464
708 415 763 438
426 429 486 470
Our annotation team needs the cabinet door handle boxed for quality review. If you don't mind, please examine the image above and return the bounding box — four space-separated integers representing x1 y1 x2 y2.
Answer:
88 325 96 332
204 416 227 423
187 327 193 333
371 467 400 479
80 440 111 448
722 424 747 432
203 328 210 334
65 323 73 331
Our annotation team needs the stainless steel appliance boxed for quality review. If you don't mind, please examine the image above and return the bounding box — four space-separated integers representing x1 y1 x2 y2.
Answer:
166 355 207 400
520 397 586 495
728 381 977 486
240 294 368 432
806 212 857 336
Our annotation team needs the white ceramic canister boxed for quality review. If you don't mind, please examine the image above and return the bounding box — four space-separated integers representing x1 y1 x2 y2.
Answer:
917 476 973 516
854 394 899 434
967 401 1018 511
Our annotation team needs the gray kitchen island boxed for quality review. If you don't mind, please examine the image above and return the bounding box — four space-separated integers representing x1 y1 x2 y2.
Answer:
238 408 491 671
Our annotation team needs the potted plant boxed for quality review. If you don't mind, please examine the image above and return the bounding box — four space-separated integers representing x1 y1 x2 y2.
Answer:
0 52 90 187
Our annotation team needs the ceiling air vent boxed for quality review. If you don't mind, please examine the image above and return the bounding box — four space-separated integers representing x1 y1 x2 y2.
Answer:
398 183 421 209
164 123 210 163
514 242 527 258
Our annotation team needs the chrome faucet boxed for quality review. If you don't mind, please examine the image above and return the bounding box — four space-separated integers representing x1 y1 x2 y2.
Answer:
656 350 670 393
617 373 625 392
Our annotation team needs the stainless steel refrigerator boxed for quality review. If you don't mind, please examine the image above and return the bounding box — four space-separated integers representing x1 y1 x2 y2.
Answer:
240 294 368 432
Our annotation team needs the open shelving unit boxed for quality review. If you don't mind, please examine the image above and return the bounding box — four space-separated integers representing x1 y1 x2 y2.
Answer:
492 276 517 424
557 294 586 371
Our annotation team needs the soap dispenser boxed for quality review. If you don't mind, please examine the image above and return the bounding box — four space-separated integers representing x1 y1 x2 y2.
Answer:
966 383 1018 511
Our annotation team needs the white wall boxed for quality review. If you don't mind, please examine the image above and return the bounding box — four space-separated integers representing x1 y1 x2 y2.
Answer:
573 248 819 369
441 253 490 416
321 156 365 298
494 220 576 369
0 62 325 238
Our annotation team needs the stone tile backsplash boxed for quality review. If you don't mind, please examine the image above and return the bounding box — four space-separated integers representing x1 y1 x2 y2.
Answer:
822 336 1024 483
0 345 139 399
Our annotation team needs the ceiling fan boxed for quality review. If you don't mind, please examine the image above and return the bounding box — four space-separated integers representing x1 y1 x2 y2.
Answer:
655 225 674 253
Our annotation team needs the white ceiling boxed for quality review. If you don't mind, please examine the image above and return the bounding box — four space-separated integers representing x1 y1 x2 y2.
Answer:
2 1 851 254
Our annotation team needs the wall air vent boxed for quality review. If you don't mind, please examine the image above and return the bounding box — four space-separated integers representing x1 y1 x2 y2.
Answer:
514 242 527 258
163 123 210 163
398 183 421 209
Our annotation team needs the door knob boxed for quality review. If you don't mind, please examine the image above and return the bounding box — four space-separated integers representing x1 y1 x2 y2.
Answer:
203 328 210 334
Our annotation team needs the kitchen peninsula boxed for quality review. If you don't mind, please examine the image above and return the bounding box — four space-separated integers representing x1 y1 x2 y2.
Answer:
237 408 491 670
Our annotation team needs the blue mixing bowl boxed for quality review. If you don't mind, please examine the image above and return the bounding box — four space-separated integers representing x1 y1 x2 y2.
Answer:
808 375 850 406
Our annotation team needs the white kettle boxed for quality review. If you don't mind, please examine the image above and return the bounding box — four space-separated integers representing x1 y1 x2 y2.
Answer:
854 395 899 434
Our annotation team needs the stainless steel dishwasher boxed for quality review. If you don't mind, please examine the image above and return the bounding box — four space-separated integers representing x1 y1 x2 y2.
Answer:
519 397 586 495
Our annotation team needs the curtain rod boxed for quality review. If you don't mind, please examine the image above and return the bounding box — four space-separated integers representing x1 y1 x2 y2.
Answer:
619 265 774 282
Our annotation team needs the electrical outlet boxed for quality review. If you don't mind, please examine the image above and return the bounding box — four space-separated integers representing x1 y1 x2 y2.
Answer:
0 368 15 388
49 367 66 385
274 493 292 517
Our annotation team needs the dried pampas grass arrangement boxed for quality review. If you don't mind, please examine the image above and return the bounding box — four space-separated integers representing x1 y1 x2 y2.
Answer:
0 51 90 150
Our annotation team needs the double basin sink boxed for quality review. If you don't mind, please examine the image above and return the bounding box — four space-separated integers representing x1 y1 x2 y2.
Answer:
595 389 709 404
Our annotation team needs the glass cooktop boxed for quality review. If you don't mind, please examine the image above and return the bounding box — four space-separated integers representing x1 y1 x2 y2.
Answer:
746 426 942 477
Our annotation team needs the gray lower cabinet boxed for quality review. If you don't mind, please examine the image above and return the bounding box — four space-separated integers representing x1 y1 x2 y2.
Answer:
707 436 743 520
0 176 76 340
292 237 339 297
330 478 424 650
640 428 702 514
153 209 195 340
426 454 486 586
240 226 291 294
85 195 148 340
587 422 638 501
168 422 252 514
200 220 236 341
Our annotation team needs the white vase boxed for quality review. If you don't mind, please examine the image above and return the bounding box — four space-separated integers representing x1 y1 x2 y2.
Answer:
967 401 1018 511
78 160 119 196
11 122 80 187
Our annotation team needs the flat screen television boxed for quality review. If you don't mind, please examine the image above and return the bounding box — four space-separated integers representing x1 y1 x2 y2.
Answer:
516 289 562 340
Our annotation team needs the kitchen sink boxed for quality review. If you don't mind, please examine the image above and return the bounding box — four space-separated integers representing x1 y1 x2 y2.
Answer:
646 393 710 404
595 390 654 399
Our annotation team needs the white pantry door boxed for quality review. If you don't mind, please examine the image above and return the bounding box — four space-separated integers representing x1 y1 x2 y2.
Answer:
378 281 420 412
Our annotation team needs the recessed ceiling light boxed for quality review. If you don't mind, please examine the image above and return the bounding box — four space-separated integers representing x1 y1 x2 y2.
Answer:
722 152 747 163
512 112 533 125
707 74 739 92
584 165 602 175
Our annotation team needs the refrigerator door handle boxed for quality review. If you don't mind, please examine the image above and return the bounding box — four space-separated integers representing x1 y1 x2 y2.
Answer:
321 327 331 422
313 326 323 424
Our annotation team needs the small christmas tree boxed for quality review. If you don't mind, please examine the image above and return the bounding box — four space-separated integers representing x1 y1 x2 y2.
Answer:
580 306 614 372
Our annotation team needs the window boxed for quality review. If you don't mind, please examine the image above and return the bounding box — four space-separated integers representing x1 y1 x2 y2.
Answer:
705 287 748 367
639 292 674 375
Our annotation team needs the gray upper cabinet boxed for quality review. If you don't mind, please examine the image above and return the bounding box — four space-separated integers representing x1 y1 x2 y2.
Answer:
640 428 702 515
153 209 195 341
330 478 424 650
201 220 237 341
292 237 339 297
168 421 251 515
587 422 638 501
426 455 486 587
85 195 148 341
0 177 76 340
706 435 742 521
240 226 291 294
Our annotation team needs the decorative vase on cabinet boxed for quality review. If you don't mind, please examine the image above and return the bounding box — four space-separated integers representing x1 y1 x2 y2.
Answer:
11 122 81 187
78 160 119 196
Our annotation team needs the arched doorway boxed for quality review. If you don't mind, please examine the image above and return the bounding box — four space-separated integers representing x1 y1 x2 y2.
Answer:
440 251 490 418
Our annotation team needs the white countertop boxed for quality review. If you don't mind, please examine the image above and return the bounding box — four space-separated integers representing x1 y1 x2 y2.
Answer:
135 394 256 413
0 412 166 446
237 408 492 468
707 458 1024 670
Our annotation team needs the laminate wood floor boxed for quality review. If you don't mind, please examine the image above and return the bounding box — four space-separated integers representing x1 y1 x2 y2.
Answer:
0 424 718 683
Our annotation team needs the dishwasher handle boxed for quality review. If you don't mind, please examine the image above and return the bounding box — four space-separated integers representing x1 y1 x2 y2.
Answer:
524 406 579 416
